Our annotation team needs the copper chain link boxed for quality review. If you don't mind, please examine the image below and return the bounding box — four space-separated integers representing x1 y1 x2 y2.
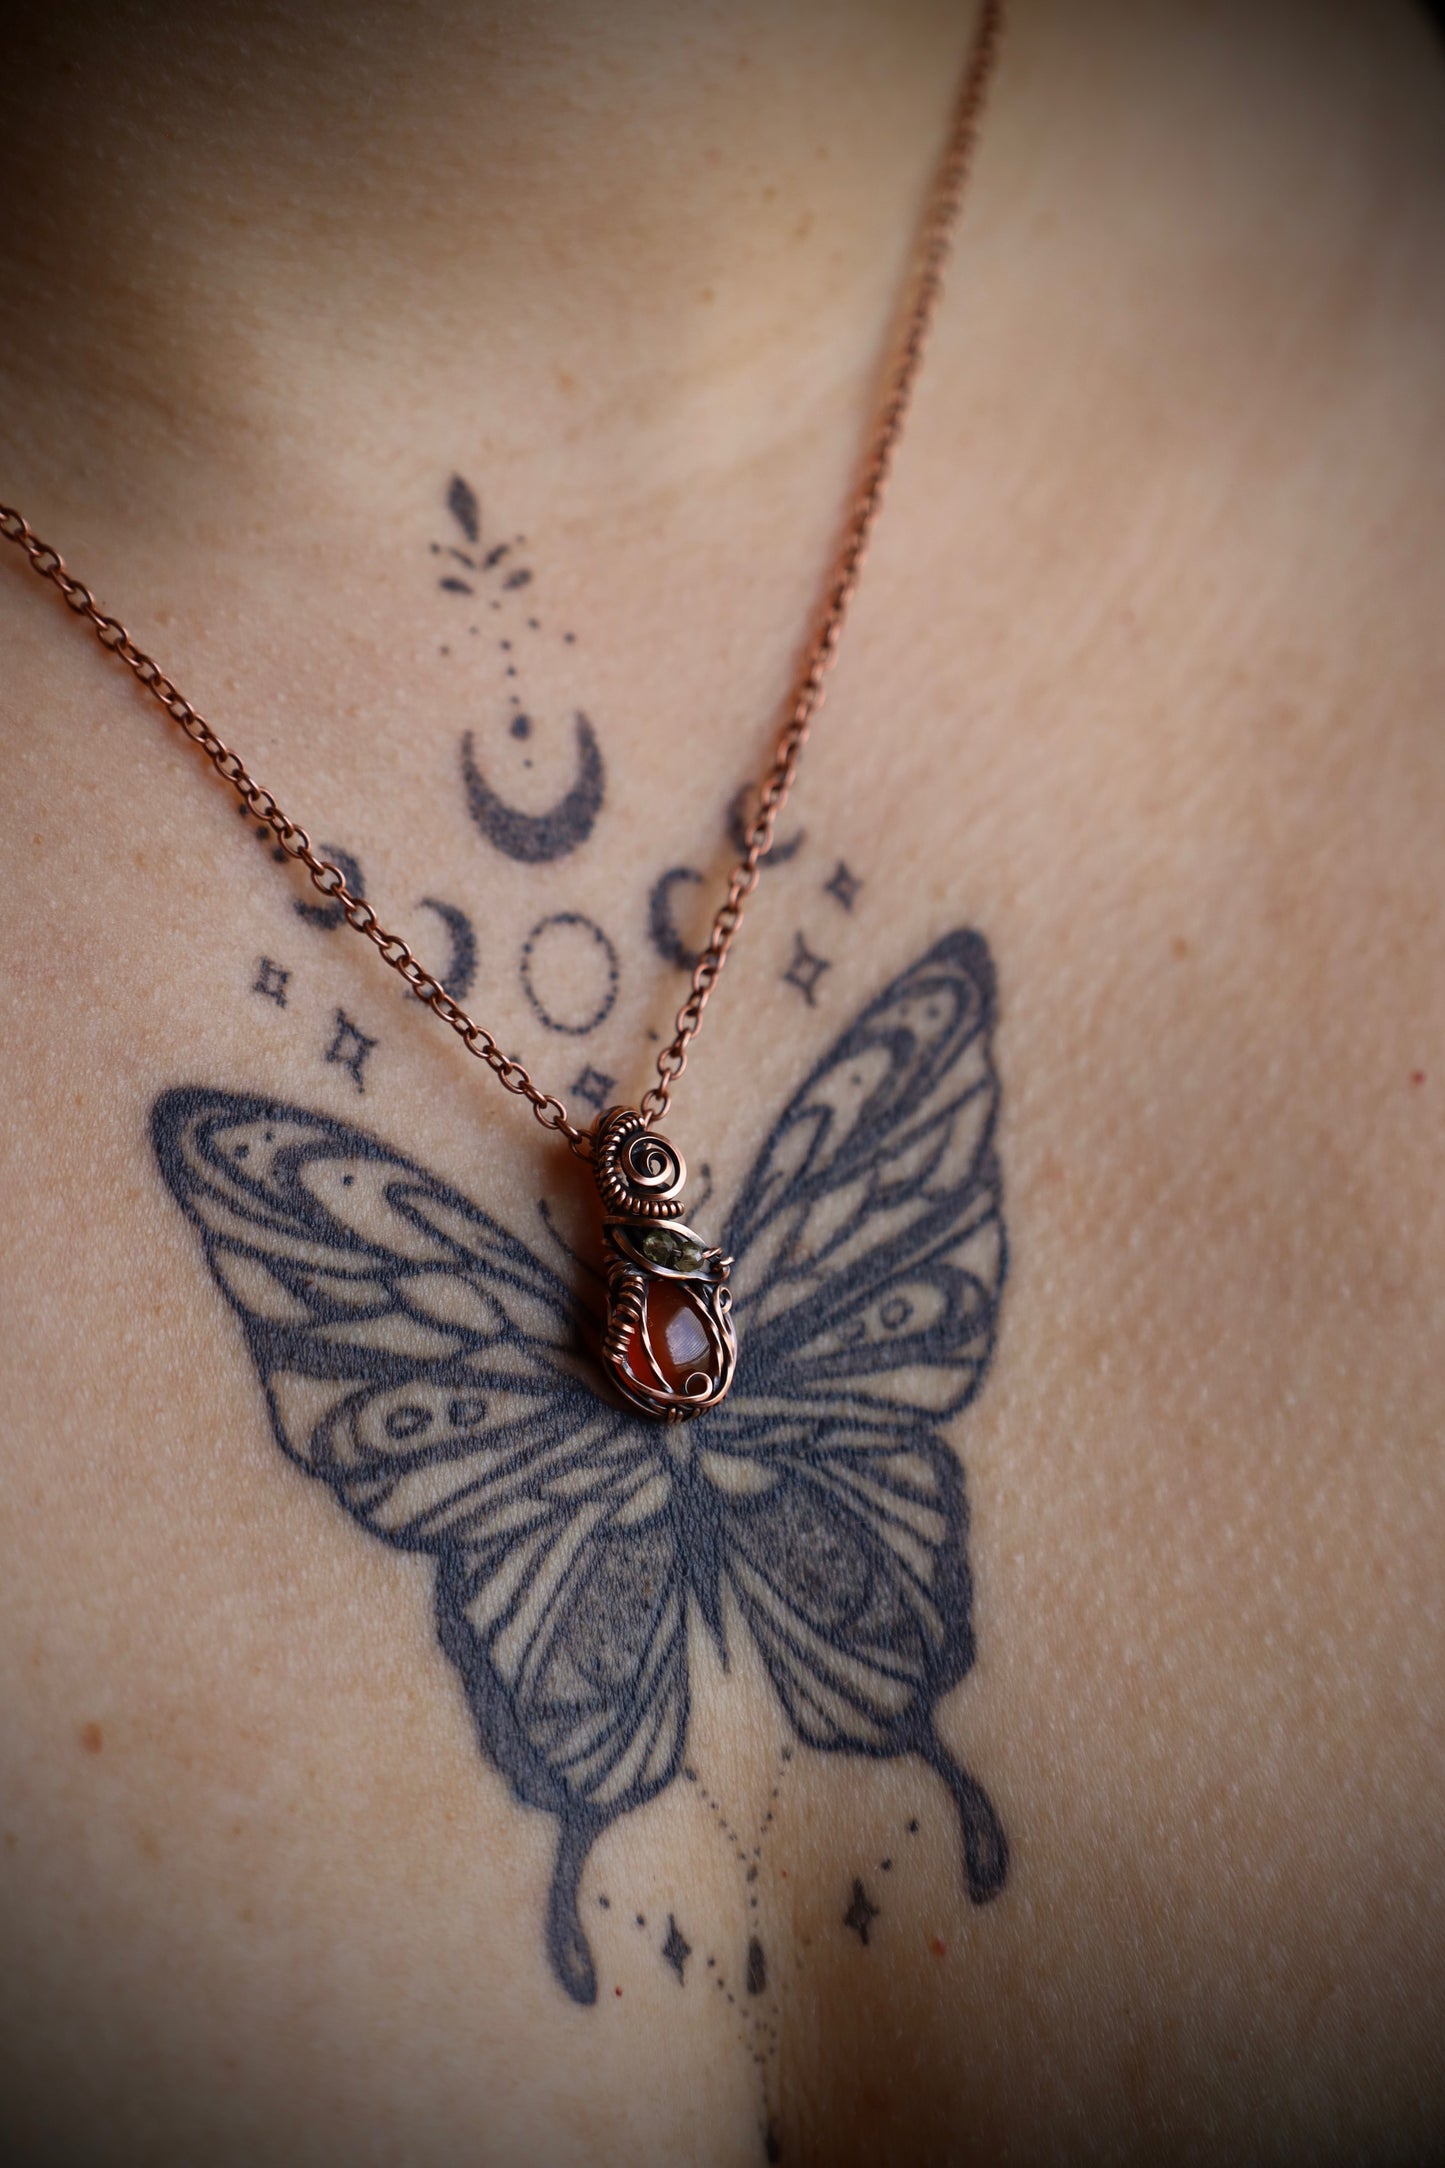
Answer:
0 507 594 1146
0 0 1003 1160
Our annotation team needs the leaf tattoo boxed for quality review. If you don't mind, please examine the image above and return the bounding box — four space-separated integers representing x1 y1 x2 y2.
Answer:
152 930 1010 2003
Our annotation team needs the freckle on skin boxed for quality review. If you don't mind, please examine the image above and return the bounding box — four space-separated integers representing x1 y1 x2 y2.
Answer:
79 1721 103 1755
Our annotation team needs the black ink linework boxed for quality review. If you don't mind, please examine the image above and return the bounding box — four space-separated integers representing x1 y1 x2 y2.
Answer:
533 1197 605 1293
322 1010 377 1095
824 862 863 913
685 1739 788 2098
296 846 368 932
781 932 831 1007
663 1916 692 1984
414 898 479 1004
569 1067 617 1115
648 865 705 972
448 474 481 547
440 577 473 597
253 958 290 1008
152 929 1009 2009
729 786 805 868
690 1769 760 1874
843 1880 880 1947
460 715 605 864
519 912 619 1037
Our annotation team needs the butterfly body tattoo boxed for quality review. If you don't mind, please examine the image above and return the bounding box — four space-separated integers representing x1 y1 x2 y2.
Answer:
153 930 1010 2003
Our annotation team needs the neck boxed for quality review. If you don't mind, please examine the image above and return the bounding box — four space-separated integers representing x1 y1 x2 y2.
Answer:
0 0 986 524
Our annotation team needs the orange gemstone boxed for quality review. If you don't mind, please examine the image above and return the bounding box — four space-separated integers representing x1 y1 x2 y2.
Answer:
620 1277 714 1397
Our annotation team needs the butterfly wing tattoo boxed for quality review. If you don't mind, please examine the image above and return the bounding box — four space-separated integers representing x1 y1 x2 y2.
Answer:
153 929 1008 2004
710 927 1008 1897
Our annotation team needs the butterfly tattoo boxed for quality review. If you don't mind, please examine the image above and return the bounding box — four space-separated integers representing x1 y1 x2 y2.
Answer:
153 929 1010 2003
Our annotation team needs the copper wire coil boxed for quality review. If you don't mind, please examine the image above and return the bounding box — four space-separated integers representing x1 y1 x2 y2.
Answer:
593 1106 687 1221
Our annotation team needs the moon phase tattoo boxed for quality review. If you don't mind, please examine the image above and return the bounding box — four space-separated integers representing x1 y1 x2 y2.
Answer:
460 713 606 865
414 896 479 1004
152 930 1010 2006
648 864 706 972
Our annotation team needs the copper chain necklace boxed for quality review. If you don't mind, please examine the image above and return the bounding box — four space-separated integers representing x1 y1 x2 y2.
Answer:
0 0 1003 1420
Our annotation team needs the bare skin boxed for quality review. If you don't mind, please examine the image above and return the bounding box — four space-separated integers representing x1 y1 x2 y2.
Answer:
1 2 1442 2161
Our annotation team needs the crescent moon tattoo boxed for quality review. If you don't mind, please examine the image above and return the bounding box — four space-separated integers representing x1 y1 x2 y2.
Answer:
295 843 367 930
728 786 804 867
415 897 479 1003
647 865 705 971
461 713 605 864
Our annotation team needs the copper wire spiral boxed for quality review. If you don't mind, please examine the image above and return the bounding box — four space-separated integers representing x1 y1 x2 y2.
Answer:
594 1107 686 1221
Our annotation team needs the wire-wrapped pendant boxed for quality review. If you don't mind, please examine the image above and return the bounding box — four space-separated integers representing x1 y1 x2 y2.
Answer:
593 1107 736 1421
